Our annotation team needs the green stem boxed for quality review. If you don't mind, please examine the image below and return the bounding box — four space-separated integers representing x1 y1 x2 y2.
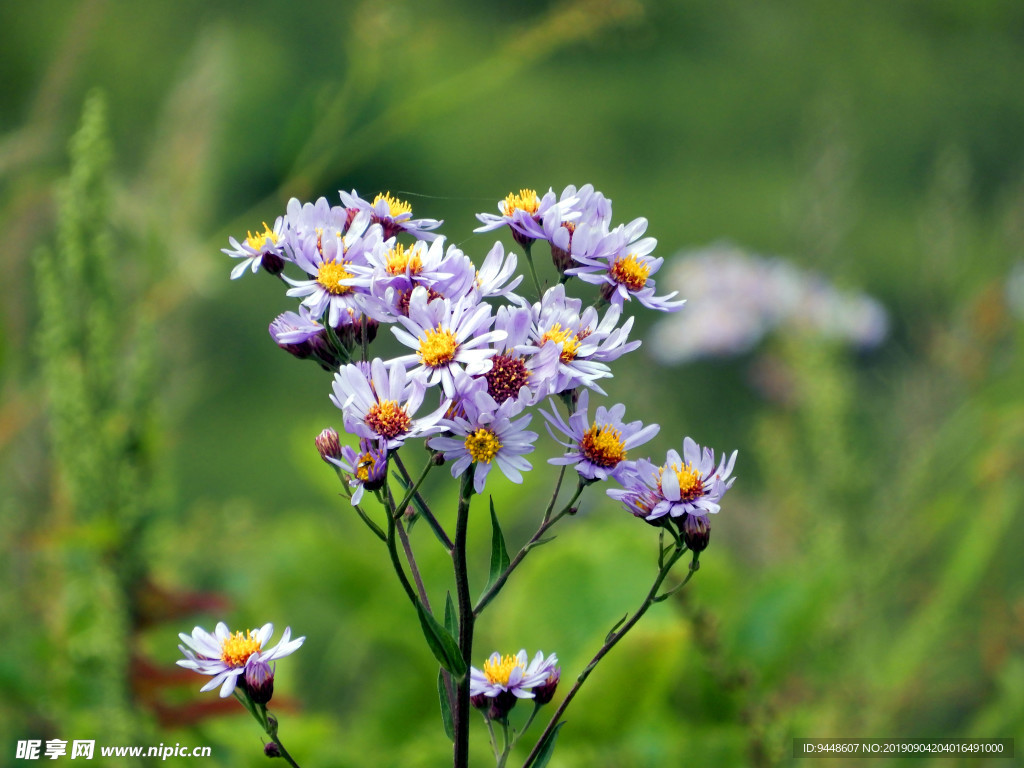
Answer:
452 470 476 768
394 455 434 519
497 719 512 768
378 489 420 608
232 690 302 767
394 452 453 551
523 242 543 298
521 544 693 768
474 480 585 615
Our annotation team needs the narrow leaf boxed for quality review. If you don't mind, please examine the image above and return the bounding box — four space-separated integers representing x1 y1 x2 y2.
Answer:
527 535 557 551
444 591 458 636
437 669 454 742
605 613 629 643
486 496 510 590
416 600 467 678
532 722 565 768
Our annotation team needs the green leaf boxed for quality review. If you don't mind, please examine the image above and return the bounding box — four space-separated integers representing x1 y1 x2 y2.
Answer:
437 669 454 742
486 496 510 590
532 722 565 768
605 613 629 643
444 591 458 636
527 535 557 551
415 600 467 678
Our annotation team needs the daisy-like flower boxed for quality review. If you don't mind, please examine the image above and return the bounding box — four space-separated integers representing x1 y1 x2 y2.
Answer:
477 303 559 405
474 188 579 248
358 236 456 291
428 386 538 493
470 241 524 302
285 210 381 327
391 289 506 397
608 437 737 523
339 189 443 241
541 184 612 273
331 357 449 449
224 216 287 279
326 438 389 504
530 284 641 395
470 650 557 718
542 389 659 483
568 217 684 312
177 622 304 698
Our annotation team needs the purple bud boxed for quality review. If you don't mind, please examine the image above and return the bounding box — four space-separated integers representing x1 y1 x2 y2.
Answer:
533 666 561 705
681 513 710 553
261 251 285 276
487 690 518 721
244 658 275 705
316 428 342 463
264 742 282 758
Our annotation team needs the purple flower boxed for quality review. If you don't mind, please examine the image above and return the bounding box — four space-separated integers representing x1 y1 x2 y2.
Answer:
428 388 538 493
542 389 659 483
327 439 389 504
469 650 557 704
331 358 449 449
530 284 641 395
284 210 381 327
477 303 560 405
608 437 737 522
339 189 442 241
541 184 613 272
177 622 304 698
567 217 684 312
224 217 287 279
390 289 506 396
358 236 456 291
474 188 578 248
471 241 524 302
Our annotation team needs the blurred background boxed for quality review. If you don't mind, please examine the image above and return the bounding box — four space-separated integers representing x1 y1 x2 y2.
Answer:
2 1 1023 765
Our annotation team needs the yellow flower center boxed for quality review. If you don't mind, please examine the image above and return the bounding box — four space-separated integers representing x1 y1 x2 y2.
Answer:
317 260 355 295
464 428 503 463
356 452 376 482
660 462 705 501
418 325 458 368
220 630 262 668
483 653 525 686
365 400 412 439
580 424 626 468
502 189 540 217
609 253 650 292
385 243 423 276
541 323 581 363
245 222 279 251
374 192 412 218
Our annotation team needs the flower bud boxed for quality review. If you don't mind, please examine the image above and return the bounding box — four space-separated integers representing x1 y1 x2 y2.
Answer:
264 742 282 758
533 666 560 705
244 658 275 705
487 690 518 721
261 251 285 276
511 229 536 250
316 428 342 463
549 222 576 275
681 513 710 553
